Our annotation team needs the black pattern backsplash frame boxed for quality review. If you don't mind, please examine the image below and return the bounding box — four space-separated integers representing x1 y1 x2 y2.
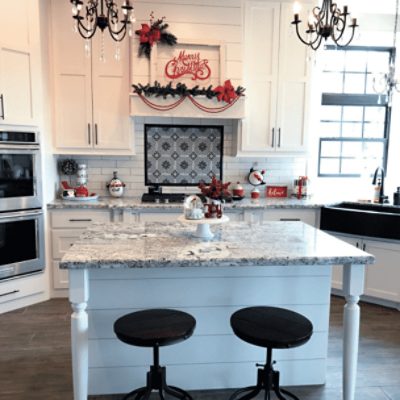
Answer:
144 124 224 187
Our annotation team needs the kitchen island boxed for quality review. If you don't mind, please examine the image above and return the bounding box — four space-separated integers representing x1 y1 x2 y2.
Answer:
61 220 374 400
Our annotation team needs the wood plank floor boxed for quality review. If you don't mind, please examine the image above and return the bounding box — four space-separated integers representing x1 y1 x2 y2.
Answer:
0 296 399 400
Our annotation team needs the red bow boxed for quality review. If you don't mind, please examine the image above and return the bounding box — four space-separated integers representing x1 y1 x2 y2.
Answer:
214 80 238 104
135 24 161 46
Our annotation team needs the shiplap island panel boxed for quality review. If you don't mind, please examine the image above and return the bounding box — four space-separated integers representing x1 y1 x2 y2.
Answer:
60 221 374 400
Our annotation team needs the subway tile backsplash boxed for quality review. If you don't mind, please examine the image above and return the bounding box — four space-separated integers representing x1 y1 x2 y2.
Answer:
57 118 307 197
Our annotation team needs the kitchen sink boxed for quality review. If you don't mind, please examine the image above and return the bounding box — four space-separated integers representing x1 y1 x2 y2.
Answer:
320 202 400 240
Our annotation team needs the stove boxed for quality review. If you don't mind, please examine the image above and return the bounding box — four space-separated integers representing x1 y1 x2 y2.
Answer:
141 192 187 203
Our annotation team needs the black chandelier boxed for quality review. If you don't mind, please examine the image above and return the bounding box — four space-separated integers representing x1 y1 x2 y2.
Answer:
291 0 358 50
71 0 135 42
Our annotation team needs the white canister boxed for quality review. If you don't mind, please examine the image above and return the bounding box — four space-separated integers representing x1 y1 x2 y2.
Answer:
76 164 88 186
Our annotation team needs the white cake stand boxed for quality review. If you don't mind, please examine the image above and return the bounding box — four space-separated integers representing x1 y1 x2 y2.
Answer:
178 215 229 239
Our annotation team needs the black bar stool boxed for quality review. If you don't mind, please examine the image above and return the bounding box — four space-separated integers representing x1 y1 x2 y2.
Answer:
113 308 196 400
229 306 313 400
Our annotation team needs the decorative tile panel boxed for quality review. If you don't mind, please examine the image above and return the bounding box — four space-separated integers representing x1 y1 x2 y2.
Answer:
145 125 223 186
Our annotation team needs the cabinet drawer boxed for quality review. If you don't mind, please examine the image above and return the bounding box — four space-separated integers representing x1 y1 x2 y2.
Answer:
263 210 317 227
51 210 111 228
52 229 84 259
0 273 45 305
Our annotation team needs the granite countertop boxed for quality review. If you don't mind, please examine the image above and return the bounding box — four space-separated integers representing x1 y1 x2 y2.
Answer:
48 196 340 210
60 221 374 270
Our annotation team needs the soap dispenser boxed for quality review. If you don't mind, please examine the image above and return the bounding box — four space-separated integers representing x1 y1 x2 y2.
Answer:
394 187 400 206
373 179 382 204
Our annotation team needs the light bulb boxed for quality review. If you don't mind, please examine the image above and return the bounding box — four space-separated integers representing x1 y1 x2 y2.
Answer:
293 1 302 15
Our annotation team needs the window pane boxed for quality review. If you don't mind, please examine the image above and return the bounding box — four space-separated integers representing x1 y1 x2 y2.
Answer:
320 158 340 175
342 141 363 157
362 142 385 160
364 122 385 138
322 72 344 93
320 121 341 136
320 105 342 121
342 106 363 122
322 49 346 72
345 51 368 72
344 73 365 93
341 158 361 174
342 122 363 137
320 141 341 157
364 107 385 123
367 52 390 74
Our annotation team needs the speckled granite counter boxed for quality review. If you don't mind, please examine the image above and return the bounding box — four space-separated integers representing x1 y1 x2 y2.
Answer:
48 196 338 210
65 220 373 400
60 221 374 269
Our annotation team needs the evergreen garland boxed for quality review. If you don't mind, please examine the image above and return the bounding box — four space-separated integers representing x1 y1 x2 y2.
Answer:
132 81 246 100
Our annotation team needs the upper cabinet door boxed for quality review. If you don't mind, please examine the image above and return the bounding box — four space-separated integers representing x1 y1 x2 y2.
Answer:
50 0 93 150
241 1 280 152
0 0 37 126
91 34 132 151
275 2 310 153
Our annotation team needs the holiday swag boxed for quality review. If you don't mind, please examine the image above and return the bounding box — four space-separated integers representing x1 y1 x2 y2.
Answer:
135 13 177 58
134 13 245 112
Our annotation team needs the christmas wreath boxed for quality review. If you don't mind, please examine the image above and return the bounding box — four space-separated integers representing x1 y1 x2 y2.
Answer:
133 80 245 113
135 13 177 59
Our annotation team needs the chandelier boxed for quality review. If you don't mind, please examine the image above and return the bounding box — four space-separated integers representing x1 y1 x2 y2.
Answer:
71 0 135 42
291 0 358 50
373 0 400 104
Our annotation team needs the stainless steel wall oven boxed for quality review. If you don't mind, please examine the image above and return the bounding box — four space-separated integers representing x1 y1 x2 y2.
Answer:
0 209 45 280
0 130 42 211
0 130 44 280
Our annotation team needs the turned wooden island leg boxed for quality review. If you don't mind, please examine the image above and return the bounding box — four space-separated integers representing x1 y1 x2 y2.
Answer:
69 269 89 400
342 264 365 400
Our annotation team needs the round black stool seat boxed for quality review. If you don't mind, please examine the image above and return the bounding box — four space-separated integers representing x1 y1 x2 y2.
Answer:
114 308 196 347
230 306 313 349
229 306 313 400
113 308 196 400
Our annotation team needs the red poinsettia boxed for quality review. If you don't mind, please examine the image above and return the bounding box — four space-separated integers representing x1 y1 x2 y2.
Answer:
135 23 161 46
214 80 238 104
199 176 232 200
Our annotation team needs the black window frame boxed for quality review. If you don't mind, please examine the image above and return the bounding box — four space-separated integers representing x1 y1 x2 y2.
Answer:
318 45 394 178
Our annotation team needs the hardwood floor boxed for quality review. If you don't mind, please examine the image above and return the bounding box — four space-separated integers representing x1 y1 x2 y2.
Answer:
0 296 399 400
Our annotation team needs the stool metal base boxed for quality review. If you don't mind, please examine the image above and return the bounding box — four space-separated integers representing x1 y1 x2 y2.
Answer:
229 349 300 400
122 346 192 400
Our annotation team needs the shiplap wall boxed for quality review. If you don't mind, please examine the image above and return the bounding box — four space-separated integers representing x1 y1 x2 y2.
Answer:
57 0 307 197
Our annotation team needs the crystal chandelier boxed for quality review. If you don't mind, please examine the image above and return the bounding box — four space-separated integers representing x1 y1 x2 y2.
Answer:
291 0 358 50
71 0 135 42
373 0 400 104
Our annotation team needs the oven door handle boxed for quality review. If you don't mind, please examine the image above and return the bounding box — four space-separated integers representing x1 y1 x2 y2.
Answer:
0 210 43 220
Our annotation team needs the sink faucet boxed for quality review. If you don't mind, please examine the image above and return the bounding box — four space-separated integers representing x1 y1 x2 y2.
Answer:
372 167 389 204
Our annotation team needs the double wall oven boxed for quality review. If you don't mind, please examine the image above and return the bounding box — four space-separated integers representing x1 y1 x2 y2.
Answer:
0 130 44 280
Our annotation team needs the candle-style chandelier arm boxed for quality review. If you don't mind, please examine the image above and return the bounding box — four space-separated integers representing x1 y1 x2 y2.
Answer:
71 0 98 39
106 0 133 41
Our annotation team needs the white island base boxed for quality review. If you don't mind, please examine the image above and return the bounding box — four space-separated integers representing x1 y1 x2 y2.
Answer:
69 263 365 399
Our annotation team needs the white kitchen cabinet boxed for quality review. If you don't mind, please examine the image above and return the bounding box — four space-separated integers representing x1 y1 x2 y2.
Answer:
237 1 310 156
0 272 47 314
50 210 111 292
49 0 133 155
329 232 400 305
0 0 39 126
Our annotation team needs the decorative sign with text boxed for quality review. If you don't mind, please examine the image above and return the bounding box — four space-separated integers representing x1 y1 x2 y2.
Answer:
165 50 211 81
266 185 288 198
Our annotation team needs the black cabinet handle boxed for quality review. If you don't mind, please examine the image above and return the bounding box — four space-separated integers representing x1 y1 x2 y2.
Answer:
68 219 92 222
0 94 4 119
278 128 281 147
356 242 359 248
363 243 366 251
0 290 20 298
95 123 98 145
280 218 300 221
88 123 91 145
271 128 275 147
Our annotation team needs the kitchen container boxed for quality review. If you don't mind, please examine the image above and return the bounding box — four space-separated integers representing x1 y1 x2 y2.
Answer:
394 188 400 205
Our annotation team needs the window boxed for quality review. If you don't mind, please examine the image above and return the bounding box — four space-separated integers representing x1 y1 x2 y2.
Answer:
318 46 393 177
